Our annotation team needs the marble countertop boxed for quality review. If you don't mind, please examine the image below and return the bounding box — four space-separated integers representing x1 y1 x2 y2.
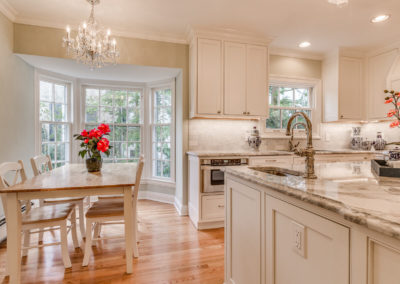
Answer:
225 161 400 240
187 149 383 157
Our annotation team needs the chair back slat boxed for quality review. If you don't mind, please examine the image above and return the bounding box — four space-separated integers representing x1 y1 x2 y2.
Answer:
0 160 28 220
31 155 52 176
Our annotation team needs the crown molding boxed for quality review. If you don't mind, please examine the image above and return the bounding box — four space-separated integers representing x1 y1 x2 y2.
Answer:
14 17 188 45
269 47 324 61
0 0 17 22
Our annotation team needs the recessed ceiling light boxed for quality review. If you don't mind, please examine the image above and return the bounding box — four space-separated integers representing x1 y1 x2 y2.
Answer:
371 14 390 23
299 42 311 48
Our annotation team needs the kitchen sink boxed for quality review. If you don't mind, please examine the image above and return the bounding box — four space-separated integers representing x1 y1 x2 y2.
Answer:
249 167 303 177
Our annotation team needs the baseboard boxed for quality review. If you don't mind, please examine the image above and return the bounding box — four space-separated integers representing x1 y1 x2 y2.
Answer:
174 196 188 216
198 220 224 230
138 191 175 204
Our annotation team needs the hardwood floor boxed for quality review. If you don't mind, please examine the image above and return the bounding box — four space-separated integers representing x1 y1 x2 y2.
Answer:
0 200 225 284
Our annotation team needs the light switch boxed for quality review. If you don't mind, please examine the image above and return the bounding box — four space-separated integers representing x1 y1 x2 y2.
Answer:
292 221 306 258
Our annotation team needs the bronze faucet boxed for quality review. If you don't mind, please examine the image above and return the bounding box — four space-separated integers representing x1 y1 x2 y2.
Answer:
286 112 317 179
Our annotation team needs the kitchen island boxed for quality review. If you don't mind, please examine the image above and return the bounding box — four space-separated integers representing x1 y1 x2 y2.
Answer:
224 160 400 284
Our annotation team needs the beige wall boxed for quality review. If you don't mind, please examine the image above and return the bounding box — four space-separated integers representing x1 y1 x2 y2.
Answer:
13 23 189 207
0 14 35 173
270 55 322 79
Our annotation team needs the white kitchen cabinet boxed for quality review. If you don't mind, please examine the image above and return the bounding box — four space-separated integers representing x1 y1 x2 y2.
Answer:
225 179 262 284
246 44 268 116
197 38 223 115
368 239 400 284
188 29 270 118
367 49 399 119
224 42 247 115
249 155 293 166
266 196 350 284
201 194 225 220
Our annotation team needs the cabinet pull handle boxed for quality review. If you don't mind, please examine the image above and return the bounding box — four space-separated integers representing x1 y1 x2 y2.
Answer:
218 205 225 208
247 112 250 115
243 111 246 115
217 110 221 114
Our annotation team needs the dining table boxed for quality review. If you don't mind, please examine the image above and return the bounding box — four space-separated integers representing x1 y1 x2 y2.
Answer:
0 163 138 284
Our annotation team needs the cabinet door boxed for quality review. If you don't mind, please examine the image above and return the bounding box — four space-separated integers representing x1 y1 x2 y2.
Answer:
339 57 363 119
197 38 223 115
226 179 261 284
266 196 349 284
368 239 400 284
224 42 247 115
246 45 268 116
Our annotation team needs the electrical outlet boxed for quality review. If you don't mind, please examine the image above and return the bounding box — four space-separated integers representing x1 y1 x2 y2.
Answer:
292 221 306 258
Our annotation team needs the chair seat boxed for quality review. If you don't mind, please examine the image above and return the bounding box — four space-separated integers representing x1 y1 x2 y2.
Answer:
43 197 85 204
22 203 75 225
86 200 125 218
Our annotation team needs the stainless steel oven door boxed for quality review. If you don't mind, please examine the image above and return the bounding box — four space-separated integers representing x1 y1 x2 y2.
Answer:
201 166 225 193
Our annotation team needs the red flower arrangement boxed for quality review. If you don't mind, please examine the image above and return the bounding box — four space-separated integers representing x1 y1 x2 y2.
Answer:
74 123 112 160
384 90 400 128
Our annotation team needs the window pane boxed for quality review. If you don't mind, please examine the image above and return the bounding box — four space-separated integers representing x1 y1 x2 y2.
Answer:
128 91 141 107
114 107 127 123
99 106 114 123
282 109 295 129
279 88 293 107
100 90 113 106
86 106 98 123
296 110 311 129
40 81 52 101
127 142 140 159
114 91 127 107
155 143 171 160
155 160 162 177
155 89 172 107
266 109 281 129
41 124 50 142
295 88 310 107
55 84 66 103
54 103 67 122
127 108 140 124
162 161 170 177
40 102 52 121
155 107 171 124
48 143 55 161
56 143 66 161
114 126 127 141
41 144 48 156
269 86 279 106
86 89 99 106
114 142 127 158
56 125 69 142
155 126 171 142
47 124 56 142
127 127 140 141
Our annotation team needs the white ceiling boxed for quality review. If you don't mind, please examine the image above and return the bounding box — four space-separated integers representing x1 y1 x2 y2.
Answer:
17 54 181 82
5 0 400 54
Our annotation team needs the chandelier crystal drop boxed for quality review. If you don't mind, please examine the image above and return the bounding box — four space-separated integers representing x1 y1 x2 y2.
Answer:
63 0 119 69
327 0 348 7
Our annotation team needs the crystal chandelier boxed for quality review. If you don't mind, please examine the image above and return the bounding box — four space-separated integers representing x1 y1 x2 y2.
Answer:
63 0 119 69
327 0 348 7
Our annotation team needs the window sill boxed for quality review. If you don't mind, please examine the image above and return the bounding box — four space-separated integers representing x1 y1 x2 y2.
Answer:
141 178 176 188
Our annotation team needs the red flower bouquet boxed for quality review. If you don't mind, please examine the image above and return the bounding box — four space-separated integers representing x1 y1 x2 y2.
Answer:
384 90 400 128
74 124 113 172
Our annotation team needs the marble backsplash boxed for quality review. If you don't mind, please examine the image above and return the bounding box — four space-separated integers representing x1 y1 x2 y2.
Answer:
188 119 400 152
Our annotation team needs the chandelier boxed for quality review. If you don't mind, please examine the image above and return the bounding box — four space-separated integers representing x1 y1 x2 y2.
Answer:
63 0 119 69
327 0 348 7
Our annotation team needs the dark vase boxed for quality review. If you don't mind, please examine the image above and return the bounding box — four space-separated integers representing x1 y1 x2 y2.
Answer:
86 158 103 172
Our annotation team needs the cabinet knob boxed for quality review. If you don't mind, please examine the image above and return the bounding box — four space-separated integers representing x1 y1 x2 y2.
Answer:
247 112 250 115
243 111 246 115
217 110 221 114
340 115 344 119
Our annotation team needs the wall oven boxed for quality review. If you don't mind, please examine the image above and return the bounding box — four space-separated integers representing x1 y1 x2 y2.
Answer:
201 158 248 193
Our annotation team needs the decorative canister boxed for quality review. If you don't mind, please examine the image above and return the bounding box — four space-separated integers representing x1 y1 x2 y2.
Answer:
248 126 262 151
389 150 400 161
350 127 362 150
361 138 372 151
373 132 386 151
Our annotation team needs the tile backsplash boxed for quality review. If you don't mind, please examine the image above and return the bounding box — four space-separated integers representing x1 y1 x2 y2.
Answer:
188 119 400 151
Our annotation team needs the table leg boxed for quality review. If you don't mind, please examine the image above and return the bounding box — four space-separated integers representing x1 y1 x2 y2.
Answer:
123 186 134 274
6 193 22 283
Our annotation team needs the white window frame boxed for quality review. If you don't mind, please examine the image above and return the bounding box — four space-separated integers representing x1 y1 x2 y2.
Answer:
34 71 73 166
262 75 322 138
80 83 145 163
149 81 176 182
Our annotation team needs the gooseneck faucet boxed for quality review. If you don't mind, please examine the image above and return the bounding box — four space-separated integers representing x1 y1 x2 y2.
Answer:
286 112 317 179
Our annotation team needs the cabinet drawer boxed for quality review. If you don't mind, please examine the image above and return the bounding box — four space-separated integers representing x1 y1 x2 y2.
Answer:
315 154 372 162
249 156 293 166
201 195 225 220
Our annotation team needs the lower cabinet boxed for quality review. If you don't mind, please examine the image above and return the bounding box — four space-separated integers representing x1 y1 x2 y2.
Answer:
266 196 349 284
225 176 400 284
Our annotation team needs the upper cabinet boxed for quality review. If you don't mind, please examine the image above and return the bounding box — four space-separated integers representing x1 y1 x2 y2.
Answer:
323 49 364 122
189 29 270 118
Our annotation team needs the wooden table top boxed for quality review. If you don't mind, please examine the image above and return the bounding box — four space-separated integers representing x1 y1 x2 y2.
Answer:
0 163 137 193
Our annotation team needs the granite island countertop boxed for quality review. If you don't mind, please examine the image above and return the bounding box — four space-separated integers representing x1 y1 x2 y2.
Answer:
225 161 400 240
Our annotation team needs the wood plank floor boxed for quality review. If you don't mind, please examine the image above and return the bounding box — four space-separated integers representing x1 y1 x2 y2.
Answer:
0 200 225 284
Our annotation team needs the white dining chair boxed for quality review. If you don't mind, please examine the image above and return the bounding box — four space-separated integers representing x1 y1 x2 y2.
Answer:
30 154 86 240
82 156 144 266
0 160 79 269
